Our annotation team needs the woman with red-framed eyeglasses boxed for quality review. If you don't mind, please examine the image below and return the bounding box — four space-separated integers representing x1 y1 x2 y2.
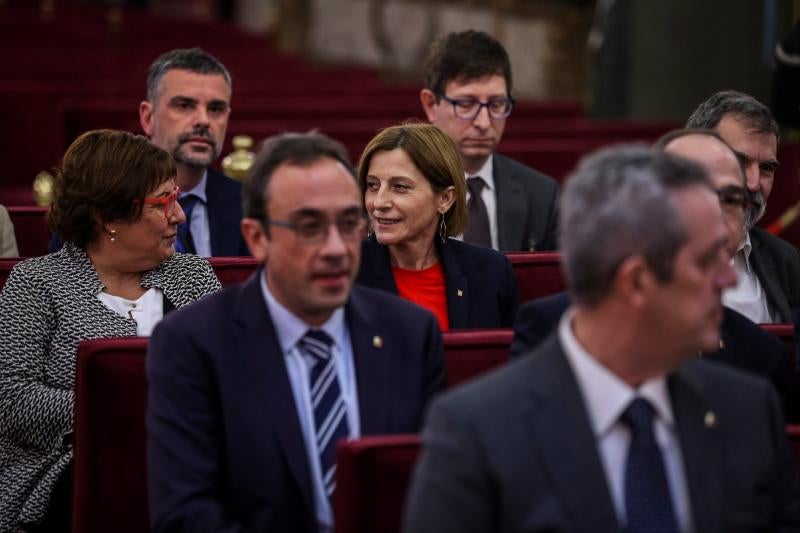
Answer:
0 129 221 532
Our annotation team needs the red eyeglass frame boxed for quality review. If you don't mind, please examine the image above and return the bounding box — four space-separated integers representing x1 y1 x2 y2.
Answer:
134 185 181 218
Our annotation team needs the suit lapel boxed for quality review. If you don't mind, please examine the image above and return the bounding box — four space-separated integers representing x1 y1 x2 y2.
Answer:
524 336 620 531
233 270 315 514
749 230 791 321
437 238 468 329
493 155 526 251
669 364 723 533
205 169 241 256
346 288 392 434
362 236 399 293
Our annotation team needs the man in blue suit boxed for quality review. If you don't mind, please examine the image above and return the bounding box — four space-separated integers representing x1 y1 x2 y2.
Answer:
404 147 800 532
139 47 248 256
147 132 445 532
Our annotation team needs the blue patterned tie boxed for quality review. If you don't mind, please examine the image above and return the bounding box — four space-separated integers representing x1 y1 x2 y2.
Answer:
298 329 349 499
175 194 200 254
621 398 679 533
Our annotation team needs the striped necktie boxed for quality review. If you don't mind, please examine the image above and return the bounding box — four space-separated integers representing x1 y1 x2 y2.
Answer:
298 329 349 499
464 176 492 248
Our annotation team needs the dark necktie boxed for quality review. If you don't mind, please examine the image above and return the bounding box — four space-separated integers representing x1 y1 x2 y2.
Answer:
298 329 349 500
176 194 200 254
464 176 492 248
621 398 679 533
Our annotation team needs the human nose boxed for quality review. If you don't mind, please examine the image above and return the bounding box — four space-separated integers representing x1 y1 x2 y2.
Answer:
372 185 391 210
318 220 348 256
170 201 186 225
744 164 760 193
193 106 210 127
472 104 492 129
716 257 738 291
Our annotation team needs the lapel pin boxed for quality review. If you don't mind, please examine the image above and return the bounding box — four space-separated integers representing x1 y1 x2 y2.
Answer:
719 339 725 350
372 335 383 348
704 411 716 428
457 290 463 297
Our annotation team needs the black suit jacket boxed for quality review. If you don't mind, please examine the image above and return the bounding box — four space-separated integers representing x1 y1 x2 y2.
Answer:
510 292 792 399
147 271 445 532
749 226 800 322
205 168 249 256
356 235 518 329
404 334 800 533
493 153 559 252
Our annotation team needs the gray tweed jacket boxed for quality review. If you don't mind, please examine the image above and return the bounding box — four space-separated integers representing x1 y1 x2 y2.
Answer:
0 243 220 532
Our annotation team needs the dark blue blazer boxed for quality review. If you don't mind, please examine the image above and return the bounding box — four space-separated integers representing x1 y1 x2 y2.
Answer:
46 168 248 256
146 270 445 533
404 333 800 532
511 292 793 406
204 168 248 256
356 235 518 330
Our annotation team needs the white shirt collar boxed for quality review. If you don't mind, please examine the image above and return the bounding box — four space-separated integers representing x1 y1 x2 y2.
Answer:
736 232 753 270
466 156 495 190
558 308 675 437
181 169 208 203
259 271 345 353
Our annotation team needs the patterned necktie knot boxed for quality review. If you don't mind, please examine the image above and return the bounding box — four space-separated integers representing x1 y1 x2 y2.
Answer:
467 176 486 196
176 194 202 254
299 329 334 365
621 397 656 438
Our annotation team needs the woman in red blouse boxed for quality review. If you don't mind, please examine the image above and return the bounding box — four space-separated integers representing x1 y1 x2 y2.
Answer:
355 123 518 331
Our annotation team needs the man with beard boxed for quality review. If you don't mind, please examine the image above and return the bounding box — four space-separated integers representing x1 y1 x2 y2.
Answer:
686 90 800 322
139 47 248 256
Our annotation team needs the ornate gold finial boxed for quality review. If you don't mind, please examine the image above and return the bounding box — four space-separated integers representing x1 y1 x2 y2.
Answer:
33 171 55 206
221 135 255 181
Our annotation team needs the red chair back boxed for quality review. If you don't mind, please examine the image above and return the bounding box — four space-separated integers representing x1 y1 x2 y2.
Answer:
787 425 800 465
0 258 20 291
443 329 513 388
73 338 149 533
207 256 259 287
7 206 48 257
334 435 421 533
761 323 795 356
508 251 565 303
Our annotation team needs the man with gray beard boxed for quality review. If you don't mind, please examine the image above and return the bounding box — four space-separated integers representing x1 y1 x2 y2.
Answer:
139 47 248 256
687 90 800 323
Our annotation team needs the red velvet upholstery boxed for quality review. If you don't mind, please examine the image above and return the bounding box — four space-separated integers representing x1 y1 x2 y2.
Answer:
0 258 19 291
6 206 48 257
508 251 565 303
442 329 513 388
762 323 795 356
334 435 421 533
72 338 149 533
787 425 800 465
207 256 260 287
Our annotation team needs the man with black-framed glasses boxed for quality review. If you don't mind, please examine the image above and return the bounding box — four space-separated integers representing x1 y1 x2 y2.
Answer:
146 131 446 533
420 30 559 251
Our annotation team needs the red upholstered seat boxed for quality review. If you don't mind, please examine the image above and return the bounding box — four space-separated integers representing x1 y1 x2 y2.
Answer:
0 258 20 291
6 206 48 257
72 338 149 533
334 435 421 533
762 323 795 356
787 425 800 465
507 251 565 303
443 329 513 388
207 256 260 287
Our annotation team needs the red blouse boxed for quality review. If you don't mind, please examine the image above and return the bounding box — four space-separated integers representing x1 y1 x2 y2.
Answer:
392 262 449 332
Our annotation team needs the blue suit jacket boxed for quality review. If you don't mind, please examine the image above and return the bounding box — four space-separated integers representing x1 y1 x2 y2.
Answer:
146 270 445 532
511 292 793 411
404 333 800 532
356 236 518 330
203 168 248 256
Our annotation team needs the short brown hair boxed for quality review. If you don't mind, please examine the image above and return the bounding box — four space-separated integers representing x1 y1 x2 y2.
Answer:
423 30 512 96
358 123 468 236
48 129 176 248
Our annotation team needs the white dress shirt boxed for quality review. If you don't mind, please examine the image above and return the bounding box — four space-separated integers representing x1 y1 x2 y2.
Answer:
722 232 776 323
180 171 211 257
260 273 360 532
558 310 693 532
457 156 498 250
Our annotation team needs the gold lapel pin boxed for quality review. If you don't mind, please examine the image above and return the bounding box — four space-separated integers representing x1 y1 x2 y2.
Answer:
372 335 383 348
456 289 463 297
704 411 716 428
719 339 725 350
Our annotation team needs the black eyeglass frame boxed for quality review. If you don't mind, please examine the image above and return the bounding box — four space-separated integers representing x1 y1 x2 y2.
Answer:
436 93 516 120
265 214 367 245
